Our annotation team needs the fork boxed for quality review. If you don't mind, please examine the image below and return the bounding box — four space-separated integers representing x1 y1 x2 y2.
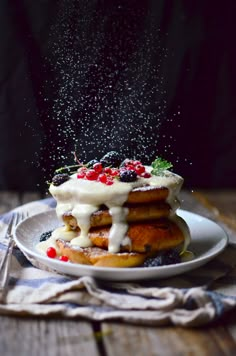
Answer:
0 211 27 302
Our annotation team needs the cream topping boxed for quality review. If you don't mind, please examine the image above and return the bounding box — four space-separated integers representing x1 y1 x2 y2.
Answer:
107 206 129 253
36 226 78 254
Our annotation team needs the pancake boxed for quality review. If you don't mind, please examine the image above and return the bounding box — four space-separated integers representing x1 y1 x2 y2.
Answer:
126 186 169 204
89 217 186 253
56 239 149 267
63 202 171 229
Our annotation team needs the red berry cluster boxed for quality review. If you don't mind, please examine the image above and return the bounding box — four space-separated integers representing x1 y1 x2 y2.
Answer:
77 163 118 185
46 247 69 262
121 160 151 178
76 159 151 185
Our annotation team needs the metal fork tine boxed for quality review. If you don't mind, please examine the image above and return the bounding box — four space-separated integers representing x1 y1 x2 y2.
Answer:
15 212 21 228
0 211 28 302
6 213 17 237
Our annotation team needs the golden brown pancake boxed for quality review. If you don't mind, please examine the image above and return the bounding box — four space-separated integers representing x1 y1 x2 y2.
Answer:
56 239 149 267
126 185 169 204
89 218 185 253
55 216 186 267
63 202 171 229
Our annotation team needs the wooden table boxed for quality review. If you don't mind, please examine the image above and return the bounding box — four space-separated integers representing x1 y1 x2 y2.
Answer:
1 190 236 356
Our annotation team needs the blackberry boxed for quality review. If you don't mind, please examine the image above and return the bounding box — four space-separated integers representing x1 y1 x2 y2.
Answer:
39 230 53 242
143 249 181 267
100 151 123 167
52 173 70 186
164 249 181 264
86 159 99 168
119 169 137 182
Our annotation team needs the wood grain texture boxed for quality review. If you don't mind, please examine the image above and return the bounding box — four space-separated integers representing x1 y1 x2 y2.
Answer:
193 190 236 232
0 191 20 214
21 192 43 205
101 323 236 356
0 317 99 356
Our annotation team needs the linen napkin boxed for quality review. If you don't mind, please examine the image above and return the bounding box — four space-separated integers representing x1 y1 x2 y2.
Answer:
0 192 236 327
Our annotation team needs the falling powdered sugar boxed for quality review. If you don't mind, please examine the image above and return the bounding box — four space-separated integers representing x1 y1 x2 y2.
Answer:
39 0 175 171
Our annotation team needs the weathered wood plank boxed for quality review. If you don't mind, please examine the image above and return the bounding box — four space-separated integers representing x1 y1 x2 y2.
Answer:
101 323 236 356
0 317 99 356
193 190 236 231
0 191 20 214
0 191 46 214
21 192 43 205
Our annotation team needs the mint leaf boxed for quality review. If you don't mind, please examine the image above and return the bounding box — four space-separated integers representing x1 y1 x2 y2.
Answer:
151 157 173 175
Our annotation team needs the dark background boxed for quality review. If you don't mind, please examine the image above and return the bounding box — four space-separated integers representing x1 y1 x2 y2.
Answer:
1 0 236 192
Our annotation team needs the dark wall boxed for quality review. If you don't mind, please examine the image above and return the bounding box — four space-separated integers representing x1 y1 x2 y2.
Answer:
1 0 236 192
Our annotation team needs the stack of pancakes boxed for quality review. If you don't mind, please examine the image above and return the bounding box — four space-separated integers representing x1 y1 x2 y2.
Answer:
56 185 189 267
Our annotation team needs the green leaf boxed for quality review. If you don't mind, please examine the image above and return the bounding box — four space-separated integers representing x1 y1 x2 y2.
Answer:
151 157 173 175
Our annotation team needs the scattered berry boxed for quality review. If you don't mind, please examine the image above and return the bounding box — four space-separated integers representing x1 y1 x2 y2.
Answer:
104 167 112 174
77 167 87 178
40 230 53 242
120 159 133 168
93 162 103 173
77 171 86 179
119 169 137 182
141 172 151 178
126 164 135 170
46 247 57 259
87 159 99 168
59 255 69 262
98 173 107 184
110 168 119 176
106 178 114 185
143 249 181 267
86 169 98 180
52 173 70 186
100 151 123 167
135 164 145 175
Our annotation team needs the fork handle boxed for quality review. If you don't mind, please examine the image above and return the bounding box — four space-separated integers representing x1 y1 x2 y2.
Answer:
0 238 14 301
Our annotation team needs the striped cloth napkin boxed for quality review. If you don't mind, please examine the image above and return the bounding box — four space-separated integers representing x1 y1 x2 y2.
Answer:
0 193 236 327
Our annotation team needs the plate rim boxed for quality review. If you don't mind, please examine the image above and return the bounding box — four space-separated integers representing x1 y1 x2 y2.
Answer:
14 209 229 278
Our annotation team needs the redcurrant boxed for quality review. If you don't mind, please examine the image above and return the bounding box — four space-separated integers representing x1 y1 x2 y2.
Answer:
77 172 86 179
141 172 151 178
126 165 135 170
133 160 141 166
93 162 103 173
97 173 107 184
59 255 69 262
106 178 114 185
135 164 145 175
86 169 98 180
110 168 119 176
104 167 112 174
46 247 57 258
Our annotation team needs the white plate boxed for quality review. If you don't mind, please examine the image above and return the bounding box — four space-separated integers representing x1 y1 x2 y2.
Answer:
14 210 228 281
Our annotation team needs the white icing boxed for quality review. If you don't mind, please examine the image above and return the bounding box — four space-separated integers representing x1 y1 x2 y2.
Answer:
36 226 77 254
107 206 129 253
